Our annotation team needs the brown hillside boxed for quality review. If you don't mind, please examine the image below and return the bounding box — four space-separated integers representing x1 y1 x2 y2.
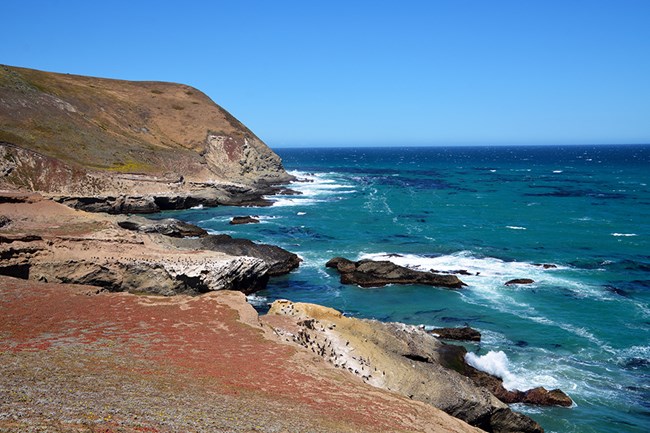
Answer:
0 64 291 192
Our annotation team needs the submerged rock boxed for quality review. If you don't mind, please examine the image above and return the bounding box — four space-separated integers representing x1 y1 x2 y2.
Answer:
533 263 558 269
230 216 260 225
505 278 535 285
326 257 466 289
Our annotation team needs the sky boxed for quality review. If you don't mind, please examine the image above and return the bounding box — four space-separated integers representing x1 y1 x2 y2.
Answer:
2 0 650 148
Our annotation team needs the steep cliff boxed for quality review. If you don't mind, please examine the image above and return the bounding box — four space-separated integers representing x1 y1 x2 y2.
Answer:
0 64 293 211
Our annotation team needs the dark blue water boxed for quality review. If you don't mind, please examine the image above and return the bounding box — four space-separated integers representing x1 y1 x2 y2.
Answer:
166 145 650 433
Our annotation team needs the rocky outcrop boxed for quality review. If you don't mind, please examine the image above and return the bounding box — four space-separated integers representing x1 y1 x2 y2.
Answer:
170 234 301 276
265 300 544 433
505 278 535 285
326 257 466 289
0 65 294 211
117 216 208 238
0 193 285 295
230 216 260 225
31 256 269 296
428 326 482 342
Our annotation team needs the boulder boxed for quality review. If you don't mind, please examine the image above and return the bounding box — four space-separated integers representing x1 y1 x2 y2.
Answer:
230 216 260 225
429 326 482 342
505 278 535 286
326 257 466 289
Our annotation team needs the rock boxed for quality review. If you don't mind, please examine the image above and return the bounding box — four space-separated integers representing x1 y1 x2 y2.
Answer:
429 326 481 342
326 257 466 289
533 263 557 269
230 216 260 225
29 256 269 296
437 345 573 408
0 215 10 227
505 278 535 285
266 300 544 433
55 196 160 214
171 234 301 276
522 387 573 406
117 217 208 238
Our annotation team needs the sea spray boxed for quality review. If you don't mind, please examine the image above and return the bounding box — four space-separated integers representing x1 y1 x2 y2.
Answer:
465 350 523 391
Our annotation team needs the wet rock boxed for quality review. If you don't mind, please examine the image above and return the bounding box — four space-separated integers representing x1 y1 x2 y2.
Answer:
438 344 573 408
326 257 466 289
533 263 558 269
230 216 260 225
505 278 535 285
429 326 481 342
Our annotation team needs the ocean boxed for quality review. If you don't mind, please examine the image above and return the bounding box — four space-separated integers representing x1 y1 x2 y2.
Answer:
165 145 650 433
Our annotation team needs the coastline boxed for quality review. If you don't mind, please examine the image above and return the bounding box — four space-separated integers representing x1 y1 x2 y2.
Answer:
0 189 564 432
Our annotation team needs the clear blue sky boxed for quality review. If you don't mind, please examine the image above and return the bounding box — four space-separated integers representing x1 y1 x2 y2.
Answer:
2 0 649 147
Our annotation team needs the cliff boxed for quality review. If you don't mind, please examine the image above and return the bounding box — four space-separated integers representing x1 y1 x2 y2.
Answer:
0 64 293 212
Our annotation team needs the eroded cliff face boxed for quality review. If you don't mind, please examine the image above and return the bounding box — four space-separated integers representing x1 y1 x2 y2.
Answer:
0 193 304 295
0 64 292 207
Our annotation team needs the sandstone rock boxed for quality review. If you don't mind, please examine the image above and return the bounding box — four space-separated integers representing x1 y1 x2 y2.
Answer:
505 278 535 285
326 257 466 289
429 326 482 342
266 300 544 433
55 195 159 214
230 216 260 225
117 217 208 238
29 256 269 296
171 234 301 276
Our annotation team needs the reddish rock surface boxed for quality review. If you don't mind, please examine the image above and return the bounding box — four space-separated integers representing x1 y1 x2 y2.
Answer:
0 276 481 433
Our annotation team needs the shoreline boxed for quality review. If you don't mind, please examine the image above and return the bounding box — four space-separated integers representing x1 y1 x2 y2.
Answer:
0 190 566 432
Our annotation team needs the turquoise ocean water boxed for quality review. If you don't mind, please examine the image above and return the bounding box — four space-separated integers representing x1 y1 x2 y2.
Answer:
164 145 649 432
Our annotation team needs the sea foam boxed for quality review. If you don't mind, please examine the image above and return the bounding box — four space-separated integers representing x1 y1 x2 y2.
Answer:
465 350 522 391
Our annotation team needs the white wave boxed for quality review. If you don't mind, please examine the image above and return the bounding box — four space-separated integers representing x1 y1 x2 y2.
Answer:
553 170 563 173
611 233 638 237
270 171 356 207
465 351 524 391
246 294 268 307
271 197 320 207
190 204 204 210
360 252 618 348
506 226 527 230
297 212 306 216
359 251 563 280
